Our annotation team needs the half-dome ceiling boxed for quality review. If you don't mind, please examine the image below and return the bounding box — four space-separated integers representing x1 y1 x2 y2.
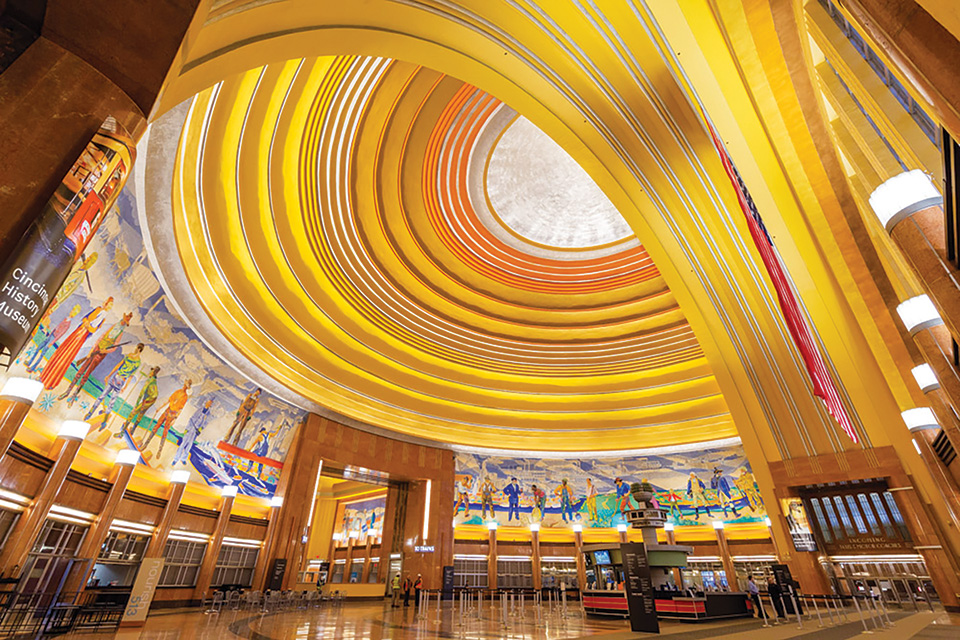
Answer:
485 115 637 252
162 55 734 450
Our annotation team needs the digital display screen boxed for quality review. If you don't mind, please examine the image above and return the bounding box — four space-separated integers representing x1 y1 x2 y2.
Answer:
594 550 611 565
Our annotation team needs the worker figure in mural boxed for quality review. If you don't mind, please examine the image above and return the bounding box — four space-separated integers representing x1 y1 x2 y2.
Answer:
25 305 81 373
225 387 261 445
60 312 133 402
555 478 576 522
117 366 160 438
662 487 684 522
142 378 192 456
45 252 99 316
711 467 740 517
585 478 599 523
735 468 763 512
687 471 712 519
614 477 631 515
479 476 496 520
531 484 546 522
172 398 212 466
40 297 113 390
88 342 143 423
453 477 471 517
244 424 279 476
503 477 522 522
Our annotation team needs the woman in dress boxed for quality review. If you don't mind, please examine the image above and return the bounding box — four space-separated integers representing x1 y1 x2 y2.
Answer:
39 297 113 390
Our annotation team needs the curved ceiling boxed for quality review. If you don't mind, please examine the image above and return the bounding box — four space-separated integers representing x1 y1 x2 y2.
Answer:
167 55 734 450
138 0 911 461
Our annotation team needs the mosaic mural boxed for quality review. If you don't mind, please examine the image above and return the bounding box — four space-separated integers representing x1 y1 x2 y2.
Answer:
454 444 766 528
337 495 386 539
11 189 305 497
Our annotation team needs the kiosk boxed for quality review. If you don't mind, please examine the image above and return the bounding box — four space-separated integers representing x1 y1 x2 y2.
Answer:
580 481 752 622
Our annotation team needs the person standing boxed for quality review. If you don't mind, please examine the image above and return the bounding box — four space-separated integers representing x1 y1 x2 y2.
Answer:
142 378 192 456
531 484 546 521
453 478 471 517
118 366 160 438
391 574 401 607
244 426 276 476
59 311 132 400
26 305 81 373
686 472 712 519
555 479 575 522
585 478 599 523
225 387 261 445
767 578 785 620
747 576 764 619
414 574 423 608
710 468 740 517
402 574 412 607
172 399 212 466
503 478 522 522
479 477 496 520
735 468 762 513
40 297 113 390
88 343 143 422
614 478 631 515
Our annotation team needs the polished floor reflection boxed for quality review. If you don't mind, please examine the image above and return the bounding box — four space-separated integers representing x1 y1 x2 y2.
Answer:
59 600 960 640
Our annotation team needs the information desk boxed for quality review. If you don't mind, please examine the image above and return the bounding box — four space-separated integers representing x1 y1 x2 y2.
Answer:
583 589 752 621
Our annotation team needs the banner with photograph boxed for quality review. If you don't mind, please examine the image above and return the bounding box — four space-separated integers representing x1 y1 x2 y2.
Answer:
0 117 134 361
782 497 818 552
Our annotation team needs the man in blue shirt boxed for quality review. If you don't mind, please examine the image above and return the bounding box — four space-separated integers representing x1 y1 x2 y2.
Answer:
615 477 631 514
503 478 522 522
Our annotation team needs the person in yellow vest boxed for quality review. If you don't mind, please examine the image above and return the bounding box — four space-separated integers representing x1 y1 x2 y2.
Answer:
391 573 401 607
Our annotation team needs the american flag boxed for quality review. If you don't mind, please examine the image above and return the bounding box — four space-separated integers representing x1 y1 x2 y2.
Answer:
709 127 859 444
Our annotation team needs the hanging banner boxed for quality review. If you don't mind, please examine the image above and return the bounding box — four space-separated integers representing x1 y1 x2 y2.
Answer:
120 557 164 626
782 498 818 552
0 117 134 363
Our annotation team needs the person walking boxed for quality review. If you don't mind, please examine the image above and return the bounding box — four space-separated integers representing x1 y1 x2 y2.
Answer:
402 574 412 607
414 574 423 607
391 574 401 607
747 576 764 619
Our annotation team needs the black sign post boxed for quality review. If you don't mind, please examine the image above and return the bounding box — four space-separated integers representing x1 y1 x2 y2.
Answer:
268 558 287 590
620 542 660 634
442 565 454 600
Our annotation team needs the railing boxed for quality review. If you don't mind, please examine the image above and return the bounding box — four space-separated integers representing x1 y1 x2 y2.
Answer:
0 590 129 636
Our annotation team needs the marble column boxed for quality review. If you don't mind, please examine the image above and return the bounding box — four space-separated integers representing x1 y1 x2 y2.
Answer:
0 420 89 576
62 449 139 597
530 526 542 590
487 524 498 590
250 496 283 590
713 523 738 591
573 526 587 590
192 486 236 601
143 470 189 558
0 378 42 459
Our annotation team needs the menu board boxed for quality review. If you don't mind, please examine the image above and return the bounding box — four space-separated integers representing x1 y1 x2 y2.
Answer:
620 542 659 634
